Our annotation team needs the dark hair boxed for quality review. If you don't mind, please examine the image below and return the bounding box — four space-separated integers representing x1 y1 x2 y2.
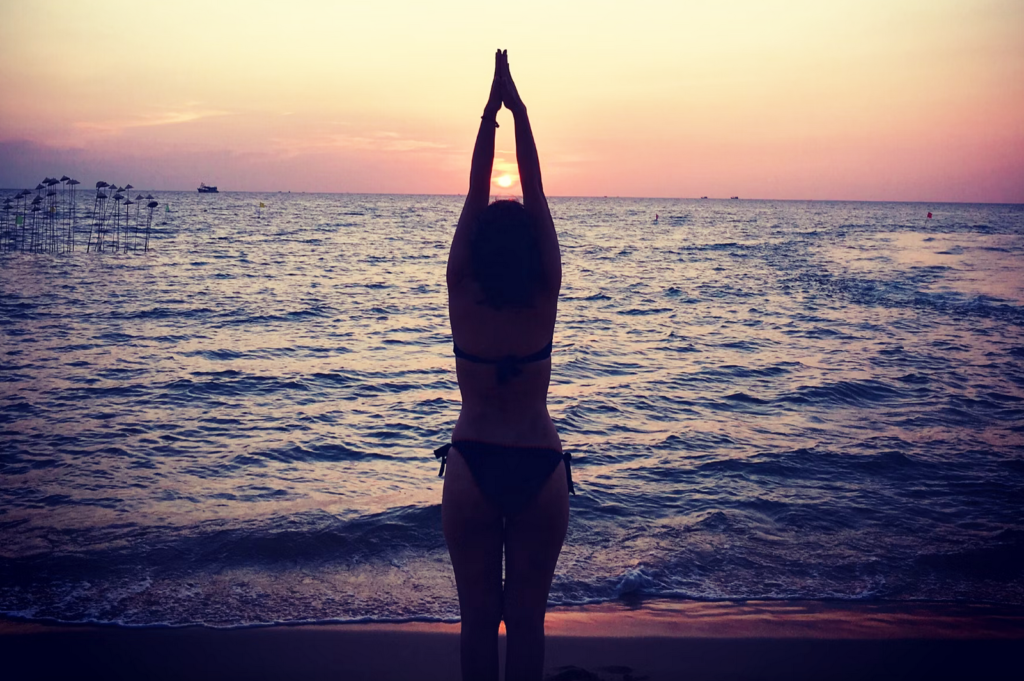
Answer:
470 200 545 310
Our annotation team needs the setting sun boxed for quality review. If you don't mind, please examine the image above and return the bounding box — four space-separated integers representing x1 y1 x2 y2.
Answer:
495 174 514 188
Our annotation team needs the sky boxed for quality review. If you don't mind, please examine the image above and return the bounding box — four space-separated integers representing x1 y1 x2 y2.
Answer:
0 0 1021 201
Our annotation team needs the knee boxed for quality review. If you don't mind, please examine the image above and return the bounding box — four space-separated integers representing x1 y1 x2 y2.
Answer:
501 599 545 637
461 601 502 632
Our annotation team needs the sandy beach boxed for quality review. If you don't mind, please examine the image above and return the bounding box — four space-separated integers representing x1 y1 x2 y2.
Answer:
3 599 1021 680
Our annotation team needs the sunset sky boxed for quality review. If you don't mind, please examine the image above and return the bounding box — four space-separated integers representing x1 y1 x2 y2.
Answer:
0 0 1021 202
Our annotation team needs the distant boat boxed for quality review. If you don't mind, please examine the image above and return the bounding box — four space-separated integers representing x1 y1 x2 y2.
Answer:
730 196 739 200
700 196 708 199
197 183 219 194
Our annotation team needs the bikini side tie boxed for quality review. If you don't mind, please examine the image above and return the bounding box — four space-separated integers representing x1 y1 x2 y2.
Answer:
434 443 451 476
433 443 574 496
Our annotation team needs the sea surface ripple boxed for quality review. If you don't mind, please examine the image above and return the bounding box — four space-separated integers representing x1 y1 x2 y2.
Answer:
1 193 1022 626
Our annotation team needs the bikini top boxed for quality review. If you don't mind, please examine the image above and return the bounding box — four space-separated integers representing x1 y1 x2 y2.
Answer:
453 339 553 384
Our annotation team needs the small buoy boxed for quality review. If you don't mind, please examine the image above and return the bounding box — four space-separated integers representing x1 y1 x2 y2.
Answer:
927 212 932 219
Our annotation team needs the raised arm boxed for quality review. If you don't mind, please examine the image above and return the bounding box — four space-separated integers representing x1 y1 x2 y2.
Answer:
502 52 561 293
447 50 504 286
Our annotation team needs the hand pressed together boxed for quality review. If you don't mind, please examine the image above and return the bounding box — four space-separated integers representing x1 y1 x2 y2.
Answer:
484 49 526 118
499 50 526 115
484 49 504 118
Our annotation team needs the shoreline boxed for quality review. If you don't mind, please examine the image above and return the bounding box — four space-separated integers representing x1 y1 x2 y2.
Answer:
3 599 1021 680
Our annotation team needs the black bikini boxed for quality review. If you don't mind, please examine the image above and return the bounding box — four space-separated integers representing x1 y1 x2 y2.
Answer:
438 338 573 517
453 339 553 384
435 441 574 518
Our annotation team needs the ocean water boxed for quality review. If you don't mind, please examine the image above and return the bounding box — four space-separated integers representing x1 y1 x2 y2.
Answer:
1 193 1022 627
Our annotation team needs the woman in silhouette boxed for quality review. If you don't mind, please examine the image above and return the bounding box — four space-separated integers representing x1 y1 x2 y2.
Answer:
435 49 572 680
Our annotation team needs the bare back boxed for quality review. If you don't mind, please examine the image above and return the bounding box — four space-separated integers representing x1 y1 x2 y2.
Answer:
448 274 559 447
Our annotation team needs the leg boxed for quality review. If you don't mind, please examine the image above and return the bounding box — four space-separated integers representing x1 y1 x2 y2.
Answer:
442 446 505 681
502 462 570 681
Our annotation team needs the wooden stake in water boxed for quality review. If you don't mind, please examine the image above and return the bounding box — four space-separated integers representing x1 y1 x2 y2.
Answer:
31 184 44 252
89 182 109 253
45 179 59 252
29 203 41 252
1 198 11 251
10 192 19 251
21 190 31 251
122 184 134 251
122 198 134 252
58 178 69 251
15 211 24 251
68 179 80 251
59 176 70 251
132 194 144 251
111 191 124 252
145 200 158 253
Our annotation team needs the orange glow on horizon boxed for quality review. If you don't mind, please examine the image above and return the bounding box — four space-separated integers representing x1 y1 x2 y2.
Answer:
0 0 1021 202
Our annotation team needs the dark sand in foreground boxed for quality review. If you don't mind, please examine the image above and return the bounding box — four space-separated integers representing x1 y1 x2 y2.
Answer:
2 599 1021 680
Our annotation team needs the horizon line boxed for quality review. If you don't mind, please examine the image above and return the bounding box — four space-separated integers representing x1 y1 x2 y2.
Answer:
0 188 1020 206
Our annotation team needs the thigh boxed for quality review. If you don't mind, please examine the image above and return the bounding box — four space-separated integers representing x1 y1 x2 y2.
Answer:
503 461 569 621
442 447 505 616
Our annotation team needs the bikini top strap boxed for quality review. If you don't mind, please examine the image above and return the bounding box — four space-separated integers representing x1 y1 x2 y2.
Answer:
520 339 554 363
452 338 553 365
452 341 484 363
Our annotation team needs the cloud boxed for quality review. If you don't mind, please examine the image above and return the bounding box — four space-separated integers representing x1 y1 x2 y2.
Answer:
130 109 231 128
267 131 450 157
329 133 448 152
74 107 231 135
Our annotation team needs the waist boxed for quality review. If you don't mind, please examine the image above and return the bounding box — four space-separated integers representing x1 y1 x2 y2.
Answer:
452 405 560 450
456 359 551 398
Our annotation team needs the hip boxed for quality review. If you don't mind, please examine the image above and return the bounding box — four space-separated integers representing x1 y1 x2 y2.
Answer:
451 405 561 450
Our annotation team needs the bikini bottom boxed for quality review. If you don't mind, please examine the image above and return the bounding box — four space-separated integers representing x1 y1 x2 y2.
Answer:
434 440 575 518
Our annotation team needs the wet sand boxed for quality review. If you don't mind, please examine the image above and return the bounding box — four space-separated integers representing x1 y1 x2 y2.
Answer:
2 599 1021 680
